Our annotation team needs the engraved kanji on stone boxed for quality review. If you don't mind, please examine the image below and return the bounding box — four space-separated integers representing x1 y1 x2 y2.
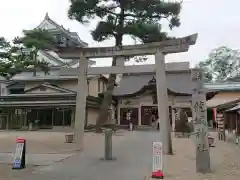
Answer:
196 117 208 126
194 101 205 113
192 71 202 81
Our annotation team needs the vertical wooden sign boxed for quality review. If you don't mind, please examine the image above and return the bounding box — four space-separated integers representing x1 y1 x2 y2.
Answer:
191 69 211 173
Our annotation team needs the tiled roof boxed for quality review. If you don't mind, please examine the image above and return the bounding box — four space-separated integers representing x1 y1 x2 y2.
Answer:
36 13 88 47
40 50 67 66
113 71 195 96
9 68 106 82
207 97 240 108
23 82 76 94
33 13 94 67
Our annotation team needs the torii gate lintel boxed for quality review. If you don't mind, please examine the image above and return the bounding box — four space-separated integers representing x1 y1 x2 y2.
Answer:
56 33 197 59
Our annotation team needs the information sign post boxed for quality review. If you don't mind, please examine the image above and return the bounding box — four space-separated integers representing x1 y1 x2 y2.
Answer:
152 142 164 179
12 137 26 170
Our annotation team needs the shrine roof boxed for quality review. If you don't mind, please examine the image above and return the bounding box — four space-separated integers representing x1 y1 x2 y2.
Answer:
8 68 108 82
215 98 240 111
113 71 217 100
35 13 88 47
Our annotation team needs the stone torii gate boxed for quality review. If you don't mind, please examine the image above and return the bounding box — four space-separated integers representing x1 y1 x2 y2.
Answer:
57 34 198 153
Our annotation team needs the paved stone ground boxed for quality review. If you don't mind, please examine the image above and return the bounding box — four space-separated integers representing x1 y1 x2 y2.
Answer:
0 153 74 166
0 164 37 180
0 131 92 154
0 130 127 180
2 130 239 180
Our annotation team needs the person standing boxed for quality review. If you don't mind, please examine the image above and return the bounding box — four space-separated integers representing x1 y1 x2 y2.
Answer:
157 116 160 130
126 110 133 131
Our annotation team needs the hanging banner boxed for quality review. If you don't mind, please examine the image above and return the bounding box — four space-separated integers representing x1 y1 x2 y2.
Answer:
152 142 164 179
12 137 26 169
213 108 217 123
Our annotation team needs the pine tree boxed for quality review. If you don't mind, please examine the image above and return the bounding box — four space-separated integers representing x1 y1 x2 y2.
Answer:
0 30 56 79
14 29 56 76
68 0 182 153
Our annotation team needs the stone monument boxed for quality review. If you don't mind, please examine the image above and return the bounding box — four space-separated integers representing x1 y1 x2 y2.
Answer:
191 68 211 173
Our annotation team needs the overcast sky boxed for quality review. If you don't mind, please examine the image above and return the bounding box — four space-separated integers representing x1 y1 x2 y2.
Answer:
0 0 239 67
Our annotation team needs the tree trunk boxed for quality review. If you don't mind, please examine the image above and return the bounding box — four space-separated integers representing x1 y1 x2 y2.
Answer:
95 8 125 133
95 71 117 132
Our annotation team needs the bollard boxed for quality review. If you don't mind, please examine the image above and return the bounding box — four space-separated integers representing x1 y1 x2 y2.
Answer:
104 129 113 160
100 129 116 161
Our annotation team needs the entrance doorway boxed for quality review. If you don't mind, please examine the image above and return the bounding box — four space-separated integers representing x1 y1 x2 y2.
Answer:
141 106 173 126
141 106 157 125
120 108 139 125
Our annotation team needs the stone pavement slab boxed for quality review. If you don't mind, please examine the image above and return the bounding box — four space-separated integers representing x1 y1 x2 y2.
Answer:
0 131 98 154
0 130 126 154
0 153 74 166
0 164 36 180
4 131 240 180
0 130 127 180
24 131 151 180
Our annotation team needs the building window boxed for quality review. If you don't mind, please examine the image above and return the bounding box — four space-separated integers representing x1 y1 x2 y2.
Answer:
57 36 66 47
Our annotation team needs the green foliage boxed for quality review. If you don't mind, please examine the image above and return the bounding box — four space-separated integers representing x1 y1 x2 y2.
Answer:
0 29 56 79
197 46 240 82
0 37 21 78
68 0 181 46
0 37 10 49
14 29 56 50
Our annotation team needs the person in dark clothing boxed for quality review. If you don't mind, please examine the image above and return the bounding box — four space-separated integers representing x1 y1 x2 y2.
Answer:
126 110 133 131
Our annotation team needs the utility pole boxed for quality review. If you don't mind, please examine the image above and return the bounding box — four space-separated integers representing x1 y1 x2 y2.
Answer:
191 69 211 173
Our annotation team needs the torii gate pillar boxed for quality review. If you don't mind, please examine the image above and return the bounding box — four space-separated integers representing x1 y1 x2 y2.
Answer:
74 56 88 150
155 51 171 154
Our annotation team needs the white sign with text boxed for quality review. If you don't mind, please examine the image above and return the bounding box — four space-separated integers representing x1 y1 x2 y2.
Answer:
152 142 163 173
